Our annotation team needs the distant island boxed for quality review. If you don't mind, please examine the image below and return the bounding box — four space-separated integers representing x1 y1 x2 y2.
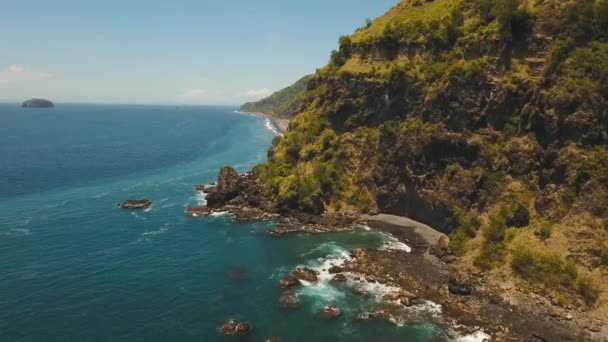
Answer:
22 98 54 108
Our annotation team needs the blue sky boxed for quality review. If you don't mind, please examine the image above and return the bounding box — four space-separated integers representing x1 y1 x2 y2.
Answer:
0 0 397 104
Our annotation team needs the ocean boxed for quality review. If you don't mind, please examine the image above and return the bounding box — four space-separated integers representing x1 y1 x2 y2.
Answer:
0 104 471 341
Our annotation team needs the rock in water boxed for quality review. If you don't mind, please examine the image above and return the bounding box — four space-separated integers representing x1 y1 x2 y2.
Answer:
278 291 300 308
205 166 240 207
319 306 341 319
118 199 151 209
22 98 54 108
219 320 252 336
291 267 319 282
277 274 300 288
184 206 211 217
331 274 347 283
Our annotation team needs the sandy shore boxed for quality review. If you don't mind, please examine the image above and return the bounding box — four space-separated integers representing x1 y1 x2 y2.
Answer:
362 213 447 248
238 111 290 134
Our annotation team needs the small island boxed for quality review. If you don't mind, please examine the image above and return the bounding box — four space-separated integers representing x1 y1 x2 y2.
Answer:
118 199 152 209
22 98 54 108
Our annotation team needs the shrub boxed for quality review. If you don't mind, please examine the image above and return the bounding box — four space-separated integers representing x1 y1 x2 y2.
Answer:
505 197 530 228
474 211 508 270
578 275 600 306
512 249 578 288
600 241 608 265
538 221 554 241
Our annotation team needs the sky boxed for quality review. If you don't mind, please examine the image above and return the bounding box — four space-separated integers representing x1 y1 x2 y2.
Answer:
0 0 397 105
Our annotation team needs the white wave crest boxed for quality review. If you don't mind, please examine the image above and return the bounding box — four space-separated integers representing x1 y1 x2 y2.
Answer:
378 232 412 253
142 224 169 237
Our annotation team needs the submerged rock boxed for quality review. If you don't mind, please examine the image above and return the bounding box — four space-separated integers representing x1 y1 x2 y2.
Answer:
219 320 252 336
118 199 151 209
278 291 300 308
319 306 341 319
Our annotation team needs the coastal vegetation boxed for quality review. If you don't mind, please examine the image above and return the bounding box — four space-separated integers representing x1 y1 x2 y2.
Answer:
240 75 311 118
252 0 608 328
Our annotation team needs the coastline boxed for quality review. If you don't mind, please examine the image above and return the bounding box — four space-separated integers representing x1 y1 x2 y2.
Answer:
237 110 290 135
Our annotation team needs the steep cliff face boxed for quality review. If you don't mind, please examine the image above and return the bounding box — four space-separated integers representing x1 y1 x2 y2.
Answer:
255 0 608 313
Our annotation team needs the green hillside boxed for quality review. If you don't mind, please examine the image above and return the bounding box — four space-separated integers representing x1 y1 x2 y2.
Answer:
240 75 311 118
253 0 608 327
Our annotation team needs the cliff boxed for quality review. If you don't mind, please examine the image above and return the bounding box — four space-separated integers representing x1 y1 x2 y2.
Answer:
254 0 608 327
240 75 311 118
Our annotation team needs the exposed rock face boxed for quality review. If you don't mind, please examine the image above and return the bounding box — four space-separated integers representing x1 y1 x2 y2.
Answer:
118 199 151 209
22 98 54 108
205 166 240 207
219 320 252 336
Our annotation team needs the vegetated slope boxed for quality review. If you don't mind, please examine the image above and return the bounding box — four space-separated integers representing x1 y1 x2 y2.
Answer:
240 75 311 118
255 0 608 318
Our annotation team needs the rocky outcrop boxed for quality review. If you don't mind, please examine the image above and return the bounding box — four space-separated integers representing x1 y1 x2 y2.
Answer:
118 199 151 209
219 320 252 336
331 274 347 283
291 267 319 283
205 166 241 207
277 275 300 289
184 206 211 217
22 98 54 108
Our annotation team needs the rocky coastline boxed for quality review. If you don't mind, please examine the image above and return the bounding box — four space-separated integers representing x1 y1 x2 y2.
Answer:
193 165 603 341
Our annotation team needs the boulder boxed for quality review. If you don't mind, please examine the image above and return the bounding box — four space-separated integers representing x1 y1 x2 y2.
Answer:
118 199 151 209
278 291 300 308
195 184 206 191
319 306 341 319
278 275 300 288
448 279 472 296
219 320 252 336
331 274 347 283
328 265 343 274
291 267 319 282
184 206 211 217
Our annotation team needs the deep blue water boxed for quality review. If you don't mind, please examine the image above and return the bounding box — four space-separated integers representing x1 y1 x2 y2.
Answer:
0 104 457 341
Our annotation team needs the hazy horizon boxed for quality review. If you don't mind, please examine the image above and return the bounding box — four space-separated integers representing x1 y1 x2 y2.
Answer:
0 0 397 105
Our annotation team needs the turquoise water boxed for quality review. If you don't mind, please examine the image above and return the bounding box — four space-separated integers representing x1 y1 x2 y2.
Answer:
0 104 448 341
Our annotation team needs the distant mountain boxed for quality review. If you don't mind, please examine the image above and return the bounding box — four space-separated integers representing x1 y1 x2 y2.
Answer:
240 75 310 118
22 98 54 108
